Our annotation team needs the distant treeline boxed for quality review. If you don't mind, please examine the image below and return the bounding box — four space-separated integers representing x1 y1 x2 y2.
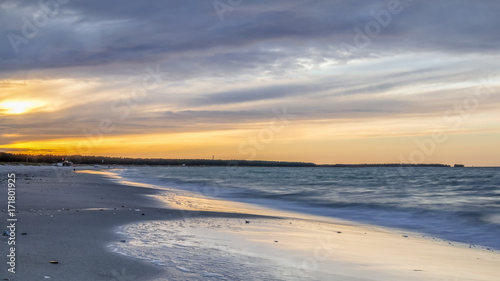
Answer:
0 152 451 168
0 152 315 167
319 163 451 168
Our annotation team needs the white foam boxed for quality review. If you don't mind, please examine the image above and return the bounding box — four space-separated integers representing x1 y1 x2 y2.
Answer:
108 218 382 280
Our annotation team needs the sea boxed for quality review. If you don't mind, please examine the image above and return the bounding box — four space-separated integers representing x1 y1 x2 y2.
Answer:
103 166 500 280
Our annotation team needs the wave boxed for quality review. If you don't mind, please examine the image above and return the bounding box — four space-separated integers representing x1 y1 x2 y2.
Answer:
109 166 500 250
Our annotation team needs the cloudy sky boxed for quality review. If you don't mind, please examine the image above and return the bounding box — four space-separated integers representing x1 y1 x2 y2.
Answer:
1 0 499 165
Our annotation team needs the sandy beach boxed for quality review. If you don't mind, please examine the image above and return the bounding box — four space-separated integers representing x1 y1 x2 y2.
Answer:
1 165 170 280
1 165 499 281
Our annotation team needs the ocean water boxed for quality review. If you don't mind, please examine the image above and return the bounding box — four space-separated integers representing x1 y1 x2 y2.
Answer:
110 166 500 251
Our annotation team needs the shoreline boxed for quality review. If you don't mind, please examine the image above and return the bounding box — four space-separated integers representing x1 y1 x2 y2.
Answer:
1 151 464 168
1 166 168 280
1 165 499 280
0 165 281 280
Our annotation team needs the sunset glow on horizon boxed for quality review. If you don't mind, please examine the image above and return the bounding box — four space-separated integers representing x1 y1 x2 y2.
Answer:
1 1 499 166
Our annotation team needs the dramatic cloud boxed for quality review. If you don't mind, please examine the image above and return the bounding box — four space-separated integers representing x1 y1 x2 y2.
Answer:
2 0 500 72
1 0 499 164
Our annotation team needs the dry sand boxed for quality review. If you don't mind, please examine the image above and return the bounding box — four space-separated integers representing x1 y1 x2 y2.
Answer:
1 165 499 280
0 165 169 280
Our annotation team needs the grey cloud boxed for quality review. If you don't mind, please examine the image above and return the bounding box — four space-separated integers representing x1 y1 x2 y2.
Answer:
1 0 499 75
182 58 489 108
1 0 499 146
191 83 325 106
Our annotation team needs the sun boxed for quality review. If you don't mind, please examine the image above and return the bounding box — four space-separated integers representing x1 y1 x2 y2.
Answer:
0 100 42 114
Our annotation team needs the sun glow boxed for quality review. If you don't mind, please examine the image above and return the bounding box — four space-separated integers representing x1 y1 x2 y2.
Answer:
0 100 43 114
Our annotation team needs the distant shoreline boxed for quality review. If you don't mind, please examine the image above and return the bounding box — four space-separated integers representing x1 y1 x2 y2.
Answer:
0 152 470 168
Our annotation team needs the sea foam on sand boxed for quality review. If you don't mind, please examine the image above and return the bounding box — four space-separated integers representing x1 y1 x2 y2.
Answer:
108 192 500 281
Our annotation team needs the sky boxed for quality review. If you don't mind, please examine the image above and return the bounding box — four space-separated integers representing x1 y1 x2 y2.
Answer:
0 0 499 166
